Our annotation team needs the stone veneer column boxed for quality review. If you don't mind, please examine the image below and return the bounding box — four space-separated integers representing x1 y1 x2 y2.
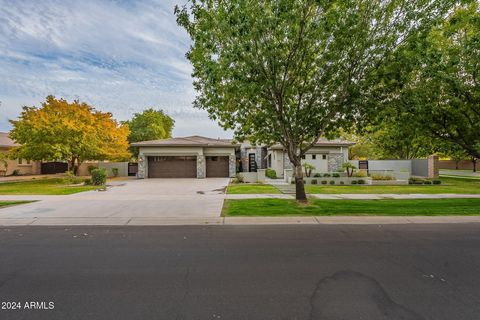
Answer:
197 155 206 178
428 155 439 178
137 154 146 179
328 154 344 172
229 154 236 177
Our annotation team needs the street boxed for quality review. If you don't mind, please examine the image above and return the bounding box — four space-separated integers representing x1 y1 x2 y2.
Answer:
1 224 480 320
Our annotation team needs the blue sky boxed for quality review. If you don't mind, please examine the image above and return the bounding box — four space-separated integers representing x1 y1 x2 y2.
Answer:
0 0 231 138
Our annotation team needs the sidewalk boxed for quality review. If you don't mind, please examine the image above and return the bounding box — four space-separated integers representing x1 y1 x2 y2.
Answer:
226 193 480 200
2 215 480 226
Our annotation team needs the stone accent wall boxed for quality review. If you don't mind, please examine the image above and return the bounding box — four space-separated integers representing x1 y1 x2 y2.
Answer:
197 155 206 178
229 154 236 177
137 154 146 179
428 155 439 179
283 153 293 170
328 153 344 172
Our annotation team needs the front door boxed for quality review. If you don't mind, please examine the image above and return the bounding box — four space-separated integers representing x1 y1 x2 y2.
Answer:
248 153 257 172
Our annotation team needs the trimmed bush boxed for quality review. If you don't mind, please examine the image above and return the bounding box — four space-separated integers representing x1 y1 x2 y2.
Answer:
370 173 395 180
332 173 340 178
84 178 92 185
423 180 432 185
323 173 331 177
311 179 317 185
233 173 244 183
265 168 277 179
409 177 426 185
432 179 442 185
353 170 368 177
112 167 119 177
351 180 358 185
87 165 97 174
313 173 322 178
91 168 107 186
329 180 335 185
357 179 366 185
339 181 345 185
321 180 327 185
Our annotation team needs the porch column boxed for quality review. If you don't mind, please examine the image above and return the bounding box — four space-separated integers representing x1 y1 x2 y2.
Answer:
137 154 146 179
229 154 236 177
197 155 206 178
428 155 439 179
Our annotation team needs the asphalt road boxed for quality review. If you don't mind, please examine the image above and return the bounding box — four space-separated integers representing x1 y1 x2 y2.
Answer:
1 224 480 320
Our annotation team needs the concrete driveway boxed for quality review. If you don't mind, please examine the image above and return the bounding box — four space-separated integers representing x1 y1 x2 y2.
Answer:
0 178 229 225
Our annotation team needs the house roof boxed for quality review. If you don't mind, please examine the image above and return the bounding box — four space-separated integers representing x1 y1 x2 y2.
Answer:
269 138 355 149
131 135 239 147
0 132 18 148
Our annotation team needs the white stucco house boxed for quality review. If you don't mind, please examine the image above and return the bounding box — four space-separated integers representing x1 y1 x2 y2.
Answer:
132 135 354 179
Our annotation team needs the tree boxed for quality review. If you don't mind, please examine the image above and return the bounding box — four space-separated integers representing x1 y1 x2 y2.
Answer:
10 96 131 174
374 3 480 169
175 0 455 200
124 108 174 157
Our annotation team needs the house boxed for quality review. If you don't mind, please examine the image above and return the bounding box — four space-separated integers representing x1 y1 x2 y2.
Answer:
132 136 239 178
0 132 41 176
240 138 355 178
132 135 354 179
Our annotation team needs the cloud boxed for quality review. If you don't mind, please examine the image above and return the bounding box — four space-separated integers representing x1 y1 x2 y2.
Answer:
0 0 231 138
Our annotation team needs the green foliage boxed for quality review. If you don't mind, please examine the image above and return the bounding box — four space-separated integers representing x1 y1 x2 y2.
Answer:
329 180 335 185
175 0 451 200
311 179 317 185
11 169 20 176
87 165 97 174
332 173 340 178
342 162 357 177
91 168 107 186
321 180 327 185
313 173 322 178
357 179 366 185
433 180 442 185
351 180 358 185
323 173 331 177
111 167 119 177
353 170 368 178
265 168 277 179
370 173 395 181
233 173 245 183
125 108 174 157
302 163 315 177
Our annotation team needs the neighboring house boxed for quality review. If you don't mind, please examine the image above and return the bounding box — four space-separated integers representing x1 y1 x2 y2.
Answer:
132 136 239 178
132 135 354 179
0 132 41 176
240 138 355 178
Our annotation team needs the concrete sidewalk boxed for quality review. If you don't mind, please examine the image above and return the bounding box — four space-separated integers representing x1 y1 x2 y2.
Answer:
226 193 480 200
2 215 480 226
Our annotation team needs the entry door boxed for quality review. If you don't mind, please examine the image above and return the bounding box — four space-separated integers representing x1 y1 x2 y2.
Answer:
248 153 257 172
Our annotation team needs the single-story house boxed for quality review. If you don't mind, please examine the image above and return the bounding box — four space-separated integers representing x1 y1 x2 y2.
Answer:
0 132 41 176
132 136 239 178
132 135 354 179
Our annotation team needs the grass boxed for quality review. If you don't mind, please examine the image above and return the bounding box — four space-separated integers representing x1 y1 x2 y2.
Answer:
0 201 33 208
305 177 480 194
227 183 281 194
222 198 480 216
0 178 101 195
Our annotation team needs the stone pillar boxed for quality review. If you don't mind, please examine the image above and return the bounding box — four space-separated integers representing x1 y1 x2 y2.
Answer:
328 154 344 172
137 154 146 179
229 154 236 177
428 155 439 179
257 169 266 182
197 155 206 178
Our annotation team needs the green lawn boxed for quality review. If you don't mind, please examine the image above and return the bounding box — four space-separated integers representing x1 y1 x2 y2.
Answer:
222 198 480 216
0 178 100 195
0 201 33 208
306 177 480 194
227 184 281 194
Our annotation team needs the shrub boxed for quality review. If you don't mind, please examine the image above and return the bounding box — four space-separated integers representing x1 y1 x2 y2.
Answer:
233 173 244 183
11 169 21 176
321 180 327 185
351 180 358 185
340 181 345 185
329 180 335 185
342 162 356 177
313 173 322 178
357 179 366 185
91 168 107 186
311 179 317 185
84 178 92 185
323 173 331 177
353 170 368 177
87 165 97 174
265 168 277 179
424 180 432 185
370 173 395 180
332 173 340 178
111 167 119 177
64 171 83 184
302 163 316 177
432 179 442 185
291 180 295 184
409 177 426 185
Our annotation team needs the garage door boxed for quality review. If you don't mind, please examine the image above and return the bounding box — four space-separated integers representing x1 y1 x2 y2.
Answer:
206 156 229 177
148 156 197 178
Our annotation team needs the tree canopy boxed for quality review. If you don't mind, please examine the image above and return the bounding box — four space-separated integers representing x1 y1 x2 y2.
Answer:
176 0 456 200
9 96 131 174
124 108 174 157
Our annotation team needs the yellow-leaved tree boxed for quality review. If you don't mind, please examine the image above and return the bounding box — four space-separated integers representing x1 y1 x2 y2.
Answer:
10 96 131 174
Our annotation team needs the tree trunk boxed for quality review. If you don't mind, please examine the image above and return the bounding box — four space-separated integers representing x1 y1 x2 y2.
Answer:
294 164 307 202
473 158 477 173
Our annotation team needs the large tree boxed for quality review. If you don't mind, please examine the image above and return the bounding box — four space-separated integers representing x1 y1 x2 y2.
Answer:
175 0 455 200
124 108 174 157
10 96 131 174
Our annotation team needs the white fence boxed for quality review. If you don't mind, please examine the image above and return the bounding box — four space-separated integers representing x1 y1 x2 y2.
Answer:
350 159 429 178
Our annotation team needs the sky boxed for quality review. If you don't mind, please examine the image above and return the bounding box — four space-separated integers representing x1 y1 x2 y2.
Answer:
0 0 231 138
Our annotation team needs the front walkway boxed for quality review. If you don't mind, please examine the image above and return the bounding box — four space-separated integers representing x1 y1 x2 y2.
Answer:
226 193 480 200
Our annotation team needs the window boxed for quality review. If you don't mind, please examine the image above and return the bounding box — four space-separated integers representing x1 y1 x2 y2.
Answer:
18 158 22 165
301 155 306 159
312 154 316 160
27 160 31 165
211 156 218 161
322 155 327 160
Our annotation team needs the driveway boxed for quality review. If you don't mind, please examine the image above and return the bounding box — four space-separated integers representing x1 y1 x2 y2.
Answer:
0 178 229 225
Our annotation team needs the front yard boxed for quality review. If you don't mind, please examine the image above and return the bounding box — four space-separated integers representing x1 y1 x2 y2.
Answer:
0 201 33 208
227 184 280 194
222 198 480 216
0 178 101 195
